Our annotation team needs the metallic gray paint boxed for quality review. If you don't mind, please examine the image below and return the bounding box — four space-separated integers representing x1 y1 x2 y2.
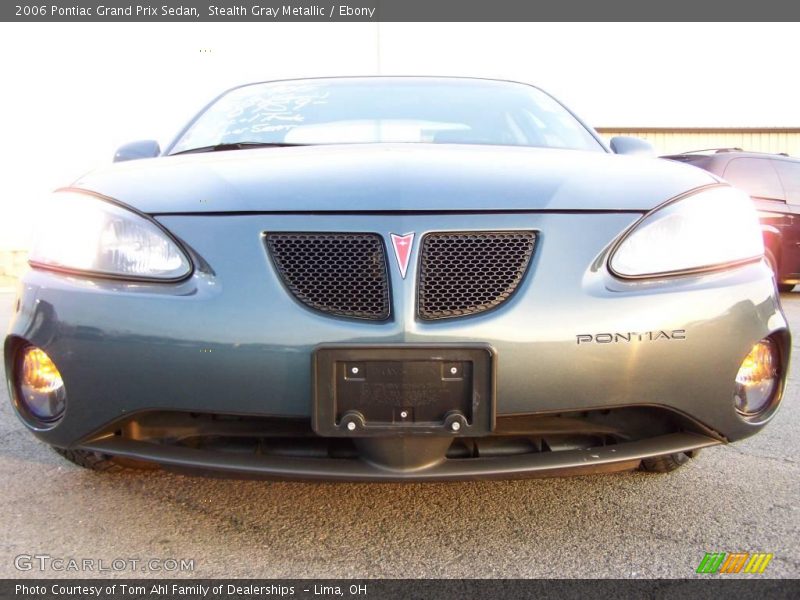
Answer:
5 211 787 451
2 79 789 478
70 144 716 214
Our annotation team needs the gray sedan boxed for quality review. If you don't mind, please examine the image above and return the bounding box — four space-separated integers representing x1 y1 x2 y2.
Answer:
3 77 789 480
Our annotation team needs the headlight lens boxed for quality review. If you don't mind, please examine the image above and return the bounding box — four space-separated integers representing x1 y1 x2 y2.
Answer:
29 191 191 280
610 186 763 278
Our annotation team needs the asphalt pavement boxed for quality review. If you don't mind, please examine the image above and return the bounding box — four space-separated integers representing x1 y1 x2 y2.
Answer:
0 290 798 579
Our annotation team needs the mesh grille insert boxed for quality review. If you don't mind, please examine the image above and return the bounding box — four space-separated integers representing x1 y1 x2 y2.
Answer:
266 233 390 321
418 231 536 320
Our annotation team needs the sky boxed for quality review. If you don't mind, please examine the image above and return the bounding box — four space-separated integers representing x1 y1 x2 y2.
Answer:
0 22 798 249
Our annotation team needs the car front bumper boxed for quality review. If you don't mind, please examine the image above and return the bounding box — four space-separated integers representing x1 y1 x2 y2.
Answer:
4 212 790 479
80 432 720 481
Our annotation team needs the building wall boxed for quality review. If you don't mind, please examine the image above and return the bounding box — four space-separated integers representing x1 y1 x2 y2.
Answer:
596 128 800 157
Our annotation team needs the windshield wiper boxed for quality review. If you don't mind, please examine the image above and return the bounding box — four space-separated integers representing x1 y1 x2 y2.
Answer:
171 142 307 155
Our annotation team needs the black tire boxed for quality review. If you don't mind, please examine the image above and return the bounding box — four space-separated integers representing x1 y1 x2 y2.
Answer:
639 449 699 473
778 283 795 293
52 446 125 472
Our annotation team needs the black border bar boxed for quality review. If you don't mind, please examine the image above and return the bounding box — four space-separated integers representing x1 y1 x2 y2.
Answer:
4 0 800 22
2 579 799 600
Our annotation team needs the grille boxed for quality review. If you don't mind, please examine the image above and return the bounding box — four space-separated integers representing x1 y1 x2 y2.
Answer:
266 233 390 320
418 231 536 320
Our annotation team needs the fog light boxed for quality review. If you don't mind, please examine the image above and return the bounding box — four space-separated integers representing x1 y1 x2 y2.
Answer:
734 339 779 417
17 347 66 422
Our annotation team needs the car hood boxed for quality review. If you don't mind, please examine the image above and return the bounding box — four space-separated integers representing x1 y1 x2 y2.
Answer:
71 143 717 214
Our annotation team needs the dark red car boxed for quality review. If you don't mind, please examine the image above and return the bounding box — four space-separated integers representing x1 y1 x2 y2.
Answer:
665 149 800 292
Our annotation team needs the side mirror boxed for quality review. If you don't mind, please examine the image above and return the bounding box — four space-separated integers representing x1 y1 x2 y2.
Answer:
114 140 161 163
609 136 655 157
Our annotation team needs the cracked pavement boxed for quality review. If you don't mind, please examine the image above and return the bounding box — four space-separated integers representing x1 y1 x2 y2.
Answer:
0 290 798 578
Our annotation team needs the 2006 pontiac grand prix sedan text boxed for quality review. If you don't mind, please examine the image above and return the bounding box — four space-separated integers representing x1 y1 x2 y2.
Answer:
3 77 790 480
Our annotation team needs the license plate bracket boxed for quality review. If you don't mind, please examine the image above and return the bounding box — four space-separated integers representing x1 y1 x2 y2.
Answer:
313 345 495 436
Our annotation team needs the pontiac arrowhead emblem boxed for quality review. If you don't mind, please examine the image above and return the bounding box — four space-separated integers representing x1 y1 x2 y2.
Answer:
390 233 415 279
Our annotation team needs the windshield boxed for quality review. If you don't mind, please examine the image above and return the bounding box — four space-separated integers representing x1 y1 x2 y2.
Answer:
169 78 604 154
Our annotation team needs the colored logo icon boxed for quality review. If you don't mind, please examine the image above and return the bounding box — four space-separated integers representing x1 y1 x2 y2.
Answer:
696 552 773 574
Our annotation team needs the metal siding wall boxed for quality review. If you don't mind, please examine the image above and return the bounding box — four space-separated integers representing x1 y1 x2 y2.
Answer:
599 131 800 157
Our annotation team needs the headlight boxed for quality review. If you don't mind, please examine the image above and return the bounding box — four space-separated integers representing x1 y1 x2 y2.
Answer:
29 191 191 280
609 186 763 278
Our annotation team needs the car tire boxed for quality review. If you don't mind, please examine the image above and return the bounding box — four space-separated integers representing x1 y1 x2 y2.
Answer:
639 449 699 473
778 283 795 293
52 446 125 472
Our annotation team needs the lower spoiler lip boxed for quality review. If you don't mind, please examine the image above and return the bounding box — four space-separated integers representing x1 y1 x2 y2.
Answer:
82 432 720 482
